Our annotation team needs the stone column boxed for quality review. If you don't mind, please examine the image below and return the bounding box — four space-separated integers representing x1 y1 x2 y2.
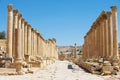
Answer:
104 16 109 59
15 28 22 62
88 33 90 59
96 25 99 58
39 34 43 57
36 30 39 56
98 23 100 58
33 30 37 57
94 27 97 58
31 28 34 58
15 13 23 62
7 4 13 59
92 28 94 58
101 20 105 58
18 14 22 28
107 12 113 58
100 22 102 58
111 6 119 59
87 34 89 59
15 28 24 75
92 30 94 58
21 18 25 60
93 27 96 58
37 33 41 57
101 19 104 58
37 33 39 57
74 43 77 58
13 9 18 60
27 24 32 57
102 19 106 58
85 35 87 59
24 22 28 55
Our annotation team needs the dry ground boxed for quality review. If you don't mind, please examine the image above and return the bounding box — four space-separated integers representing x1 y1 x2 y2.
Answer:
0 60 120 80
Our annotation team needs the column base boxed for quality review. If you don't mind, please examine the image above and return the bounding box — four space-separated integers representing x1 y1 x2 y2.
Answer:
15 62 25 75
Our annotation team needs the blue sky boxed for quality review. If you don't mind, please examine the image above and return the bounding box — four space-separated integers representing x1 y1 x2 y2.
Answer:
0 0 120 46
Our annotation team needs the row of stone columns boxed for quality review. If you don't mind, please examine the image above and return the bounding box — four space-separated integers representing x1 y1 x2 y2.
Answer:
7 4 58 73
82 6 119 60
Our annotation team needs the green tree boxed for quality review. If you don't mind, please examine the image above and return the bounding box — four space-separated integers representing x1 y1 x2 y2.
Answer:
0 31 6 39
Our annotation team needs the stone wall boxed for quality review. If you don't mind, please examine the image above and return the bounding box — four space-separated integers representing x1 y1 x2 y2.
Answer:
0 39 6 54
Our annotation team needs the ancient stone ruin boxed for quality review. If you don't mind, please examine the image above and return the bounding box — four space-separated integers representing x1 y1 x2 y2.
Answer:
0 4 58 75
77 6 120 75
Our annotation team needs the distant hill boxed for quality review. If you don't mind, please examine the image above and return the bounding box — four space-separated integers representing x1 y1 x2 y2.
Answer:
58 46 82 54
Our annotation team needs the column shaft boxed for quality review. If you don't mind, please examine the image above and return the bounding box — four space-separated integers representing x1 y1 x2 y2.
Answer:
21 18 25 59
13 10 18 60
24 22 28 55
111 6 119 59
7 4 13 58
107 12 113 58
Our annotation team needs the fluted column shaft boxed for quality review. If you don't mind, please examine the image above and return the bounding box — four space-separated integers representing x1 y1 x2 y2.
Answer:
27 24 32 56
104 17 109 59
7 4 13 58
21 18 25 59
24 22 28 55
107 12 113 58
111 6 119 59
15 28 22 61
13 10 18 60
31 29 34 57
101 19 104 58
101 20 105 58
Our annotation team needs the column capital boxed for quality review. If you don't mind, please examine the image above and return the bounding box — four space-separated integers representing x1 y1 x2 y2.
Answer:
7 4 13 11
28 24 32 29
13 9 18 15
102 14 107 20
31 28 34 31
111 6 117 12
24 22 28 26
107 12 112 17
21 18 25 23
18 14 22 19
35 30 39 34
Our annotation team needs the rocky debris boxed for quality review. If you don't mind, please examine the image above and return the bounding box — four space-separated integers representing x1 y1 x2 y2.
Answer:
0 60 119 80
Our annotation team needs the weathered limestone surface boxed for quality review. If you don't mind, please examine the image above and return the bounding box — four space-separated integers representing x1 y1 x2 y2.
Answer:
111 6 119 59
5 4 58 74
7 4 13 59
82 6 119 61
13 9 18 59
81 6 119 75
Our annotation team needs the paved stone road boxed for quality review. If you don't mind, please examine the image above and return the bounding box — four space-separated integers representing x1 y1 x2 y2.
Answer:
0 60 119 80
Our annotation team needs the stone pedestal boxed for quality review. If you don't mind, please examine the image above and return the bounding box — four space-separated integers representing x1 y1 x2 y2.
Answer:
16 62 24 75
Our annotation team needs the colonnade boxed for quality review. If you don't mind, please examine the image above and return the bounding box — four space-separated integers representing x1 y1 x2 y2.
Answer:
82 6 119 60
6 4 58 73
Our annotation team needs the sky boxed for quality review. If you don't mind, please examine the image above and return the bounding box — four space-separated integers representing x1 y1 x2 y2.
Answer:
0 0 120 46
